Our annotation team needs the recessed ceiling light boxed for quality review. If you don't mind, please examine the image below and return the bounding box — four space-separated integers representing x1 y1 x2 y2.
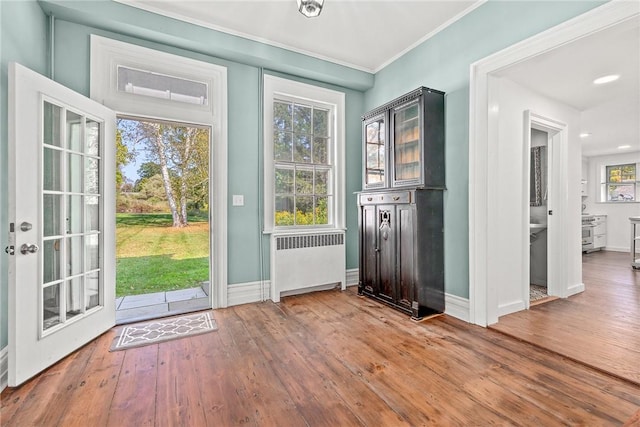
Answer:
617 145 631 149
593 74 620 85
579 132 591 138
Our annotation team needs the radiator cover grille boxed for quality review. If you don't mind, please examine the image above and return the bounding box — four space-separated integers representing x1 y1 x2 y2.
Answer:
276 233 344 250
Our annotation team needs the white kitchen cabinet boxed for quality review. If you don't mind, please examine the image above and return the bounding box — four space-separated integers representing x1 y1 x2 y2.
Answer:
593 215 607 250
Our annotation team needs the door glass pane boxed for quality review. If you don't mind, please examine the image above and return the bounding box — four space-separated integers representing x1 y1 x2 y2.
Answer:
43 148 61 191
393 104 420 182
43 195 62 237
67 153 83 193
43 284 61 330
43 102 62 147
85 158 99 194
86 234 99 271
43 239 61 284
66 110 83 152
86 119 100 156
86 271 100 310
67 196 83 234
67 277 83 319
365 118 385 186
39 100 104 335
67 236 83 277
86 195 100 233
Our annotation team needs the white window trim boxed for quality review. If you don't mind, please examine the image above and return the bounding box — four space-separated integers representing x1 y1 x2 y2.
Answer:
263 75 345 234
89 35 229 308
597 161 640 203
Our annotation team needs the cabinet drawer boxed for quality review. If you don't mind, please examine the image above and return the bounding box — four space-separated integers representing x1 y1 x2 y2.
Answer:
359 191 411 205
594 234 606 248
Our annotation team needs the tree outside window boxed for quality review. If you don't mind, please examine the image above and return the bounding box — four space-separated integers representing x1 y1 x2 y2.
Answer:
605 163 636 202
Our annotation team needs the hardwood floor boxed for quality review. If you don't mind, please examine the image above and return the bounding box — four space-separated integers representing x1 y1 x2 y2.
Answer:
491 250 640 386
3 284 640 426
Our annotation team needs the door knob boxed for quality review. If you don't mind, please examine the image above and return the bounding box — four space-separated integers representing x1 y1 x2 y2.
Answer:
20 244 39 255
5 246 14 255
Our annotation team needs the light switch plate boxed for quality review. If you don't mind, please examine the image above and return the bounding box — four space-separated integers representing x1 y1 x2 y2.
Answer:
232 194 244 206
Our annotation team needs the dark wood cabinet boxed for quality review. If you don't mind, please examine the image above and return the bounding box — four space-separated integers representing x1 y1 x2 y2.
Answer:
358 88 445 319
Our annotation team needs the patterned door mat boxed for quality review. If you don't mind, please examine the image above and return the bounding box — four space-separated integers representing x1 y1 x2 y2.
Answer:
110 311 218 351
530 284 548 302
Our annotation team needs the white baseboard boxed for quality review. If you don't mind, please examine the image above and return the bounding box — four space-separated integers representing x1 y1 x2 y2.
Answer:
226 274 472 325
346 268 359 286
566 282 585 297
227 280 271 307
1 346 7 392
444 293 470 323
498 300 526 318
604 246 629 253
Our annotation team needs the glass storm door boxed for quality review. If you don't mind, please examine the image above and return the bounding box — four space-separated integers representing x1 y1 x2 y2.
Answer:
8 63 116 386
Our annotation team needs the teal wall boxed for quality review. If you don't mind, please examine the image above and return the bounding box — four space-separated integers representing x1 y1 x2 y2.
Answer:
0 0 608 352
0 0 49 349
365 0 605 298
51 19 364 285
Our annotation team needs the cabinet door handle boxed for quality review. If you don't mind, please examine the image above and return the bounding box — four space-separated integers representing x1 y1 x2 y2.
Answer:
374 248 380 252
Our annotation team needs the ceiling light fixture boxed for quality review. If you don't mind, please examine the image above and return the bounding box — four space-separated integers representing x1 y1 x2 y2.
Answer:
297 0 324 18
579 132 591 138
618 145 631 149
593 74 620 85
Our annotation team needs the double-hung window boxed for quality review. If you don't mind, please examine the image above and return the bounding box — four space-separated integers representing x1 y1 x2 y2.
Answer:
264 76 345 232
602 163 637 202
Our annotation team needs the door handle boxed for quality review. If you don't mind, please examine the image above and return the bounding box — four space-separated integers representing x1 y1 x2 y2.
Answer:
20 244 39 255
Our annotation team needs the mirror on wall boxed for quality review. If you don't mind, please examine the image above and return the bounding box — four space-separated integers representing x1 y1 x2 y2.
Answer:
530 145 546 206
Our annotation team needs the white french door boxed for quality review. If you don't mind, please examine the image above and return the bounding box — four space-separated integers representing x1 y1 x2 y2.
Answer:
8 63 116 386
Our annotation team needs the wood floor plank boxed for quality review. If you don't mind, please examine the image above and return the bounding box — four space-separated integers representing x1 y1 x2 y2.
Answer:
106 343 157 426
2 258 640 426
491 250 640 386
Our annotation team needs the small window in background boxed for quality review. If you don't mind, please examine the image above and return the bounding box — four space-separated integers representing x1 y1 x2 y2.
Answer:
604 163 636 202
117 66 208 106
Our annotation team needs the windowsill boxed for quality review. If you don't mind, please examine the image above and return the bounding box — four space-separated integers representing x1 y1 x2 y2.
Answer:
596 201 639 204
263 227 346 236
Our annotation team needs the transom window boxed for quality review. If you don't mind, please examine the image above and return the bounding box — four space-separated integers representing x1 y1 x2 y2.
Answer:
603 163 637 202
273 100 332 226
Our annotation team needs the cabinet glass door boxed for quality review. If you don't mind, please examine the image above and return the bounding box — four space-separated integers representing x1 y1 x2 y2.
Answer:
393 101 421 185
364 115 386 188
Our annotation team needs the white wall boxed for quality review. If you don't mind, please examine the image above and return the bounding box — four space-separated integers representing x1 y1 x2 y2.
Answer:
493 77 582 318
585 151 640 251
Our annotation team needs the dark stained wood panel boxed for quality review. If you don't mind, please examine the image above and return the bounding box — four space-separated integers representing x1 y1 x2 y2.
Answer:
490 250 640 385
3 282 640 426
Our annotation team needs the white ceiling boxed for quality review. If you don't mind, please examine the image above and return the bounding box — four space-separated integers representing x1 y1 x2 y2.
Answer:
117 0 480 72
118 1 638 158
495 17 640 158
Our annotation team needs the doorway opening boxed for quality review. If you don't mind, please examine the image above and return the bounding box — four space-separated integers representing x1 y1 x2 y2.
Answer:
528 128 550 305
115 116 211 324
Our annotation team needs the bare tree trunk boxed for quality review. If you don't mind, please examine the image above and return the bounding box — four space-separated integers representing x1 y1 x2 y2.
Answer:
178 128 197 226
150 125 184 227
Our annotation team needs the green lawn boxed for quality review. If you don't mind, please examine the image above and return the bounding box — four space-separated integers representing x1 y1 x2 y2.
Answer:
116 212 209 297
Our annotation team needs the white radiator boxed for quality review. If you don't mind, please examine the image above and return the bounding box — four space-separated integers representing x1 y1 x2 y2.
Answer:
270 231 346 302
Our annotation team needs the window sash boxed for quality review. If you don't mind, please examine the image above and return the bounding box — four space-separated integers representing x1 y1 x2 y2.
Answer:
272 98 334 227
601 163 638 202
